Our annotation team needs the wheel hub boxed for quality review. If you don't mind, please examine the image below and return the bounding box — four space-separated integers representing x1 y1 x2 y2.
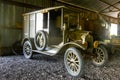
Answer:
64 47 83 77
26 47 30 53
70 58 75 62
67 52 80 73
23 41 33 59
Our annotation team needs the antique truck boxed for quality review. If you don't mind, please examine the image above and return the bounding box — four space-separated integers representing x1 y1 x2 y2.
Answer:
111 12 120 53
22 6 112 77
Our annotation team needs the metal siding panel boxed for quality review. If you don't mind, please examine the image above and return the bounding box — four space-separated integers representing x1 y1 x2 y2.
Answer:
30 13 35 38
0 2 4 27
36 12 43 32
36 0 42 7
3 4 20 28
15 6 23 28
4 4 9 28
0 29 22 47
0 0 56 48
23 15 29 38
12 0 24 3
0 2 23 48
8 5 15 27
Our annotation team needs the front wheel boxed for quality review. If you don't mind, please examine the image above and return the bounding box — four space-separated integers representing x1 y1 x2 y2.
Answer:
23 40 33 59
64 47 84 77
92 45 108 66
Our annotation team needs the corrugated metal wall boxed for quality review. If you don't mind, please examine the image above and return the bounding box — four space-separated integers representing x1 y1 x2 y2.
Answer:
0 2 22 47
0 2 22 55
0 0 52 55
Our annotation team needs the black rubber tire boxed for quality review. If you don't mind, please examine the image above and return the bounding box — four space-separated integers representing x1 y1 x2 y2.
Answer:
64 47 84 77
23 40 33 59
34 30 47 51
92 45 108 66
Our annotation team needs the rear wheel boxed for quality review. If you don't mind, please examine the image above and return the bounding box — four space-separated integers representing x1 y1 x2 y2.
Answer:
92 45 108 66
64 47 84 77
23 40 33 59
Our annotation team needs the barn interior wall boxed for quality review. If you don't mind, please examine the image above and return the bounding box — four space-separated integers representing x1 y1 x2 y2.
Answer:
0 0 53 55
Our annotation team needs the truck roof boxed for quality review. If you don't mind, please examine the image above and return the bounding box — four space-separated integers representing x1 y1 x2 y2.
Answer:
23 6 65 15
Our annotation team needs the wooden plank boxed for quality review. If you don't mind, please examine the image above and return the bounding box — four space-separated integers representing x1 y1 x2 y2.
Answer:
1 0 42 9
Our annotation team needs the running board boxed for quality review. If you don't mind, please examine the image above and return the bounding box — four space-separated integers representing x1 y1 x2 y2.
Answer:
32 47 59 56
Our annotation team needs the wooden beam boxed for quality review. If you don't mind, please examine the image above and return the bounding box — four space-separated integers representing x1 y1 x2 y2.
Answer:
56 0 118 19
56 0 98 13
1 0 42 9
99 0 120 12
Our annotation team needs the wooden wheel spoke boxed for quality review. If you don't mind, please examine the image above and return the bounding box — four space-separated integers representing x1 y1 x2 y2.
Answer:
64 47 83 76
67 61 71 65
69 52 72 58
74 62 79 68
74 64 79 72
75 60 79 63
67 58 71 62
72 53 75 58
74 56 78 60
67 54 71 59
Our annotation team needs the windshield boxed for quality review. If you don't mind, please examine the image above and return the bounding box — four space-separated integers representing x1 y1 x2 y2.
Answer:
63 9 79 30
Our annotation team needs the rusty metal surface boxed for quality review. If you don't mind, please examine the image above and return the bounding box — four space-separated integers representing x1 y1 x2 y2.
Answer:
111 37 120 45
0 0 47 49
57 0 120 18
0 3 22 48
0 0 53 49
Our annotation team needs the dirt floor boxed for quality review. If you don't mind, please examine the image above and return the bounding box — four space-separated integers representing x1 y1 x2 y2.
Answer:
0 51 120 80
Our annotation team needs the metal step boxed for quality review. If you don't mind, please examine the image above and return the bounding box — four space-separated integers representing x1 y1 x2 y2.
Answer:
32 47 60 56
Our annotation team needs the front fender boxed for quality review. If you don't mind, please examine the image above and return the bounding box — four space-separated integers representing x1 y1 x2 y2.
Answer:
57 41 88 54
63 41 87 50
